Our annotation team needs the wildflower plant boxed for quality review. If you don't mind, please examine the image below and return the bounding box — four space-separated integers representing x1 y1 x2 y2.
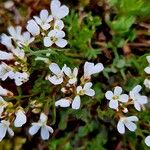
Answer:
0 0 150 149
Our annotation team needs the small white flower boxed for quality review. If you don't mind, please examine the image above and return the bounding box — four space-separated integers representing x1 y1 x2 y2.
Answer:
63 66 78 84
77 82 95 97
144 56 150 74
0 62 14 81
0 120 14 141
129 85 148 111
51 0 69 19
117 116 138 134
0 85 13 97
0 97 8 117
144 78 150 89
47 63 65 85
18 32 35 47
105 86 129 110
29 113 53 140
1 34 14 50
55 98 71 107
54 20 64 31
44 30 67 48
8 26 22 41
12 72 29 86
34 9 53 30
83 62 104 79
26 19 40 36
14 109 27 127
145 135 150 147
0 51 14 60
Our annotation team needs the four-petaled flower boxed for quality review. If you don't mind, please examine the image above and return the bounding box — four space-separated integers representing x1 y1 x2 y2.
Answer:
105 86 129 110
44 30 67 48
130 85 148 111
29 113 54 140
117 116 138 134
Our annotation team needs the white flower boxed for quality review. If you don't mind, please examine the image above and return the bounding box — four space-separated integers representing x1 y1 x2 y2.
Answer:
7 26 22 41
105 86 129 110
29 113 53 140
117 116 138 134
145 135 150 147
34 9 53 30
47 63 65 85
44 30 67 48
144 78 150 89
54 20 64 31
26 19 40 36
51 0 69 19
83 62 104 79
55 98 71 107
0 51 14 60
144 56 150 74
1 34 14 50
14 109 27 127
0 62 14 81
0 97 8 117
0 120 14 141
129 85 148 111
12 72 29 86
77 82 95 97
63 66 78 84
18 32 35 47
0 86 13 97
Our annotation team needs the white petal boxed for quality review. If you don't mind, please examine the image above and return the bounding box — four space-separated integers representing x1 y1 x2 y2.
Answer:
72 96 81 109
49 63 61 75
127 116 139 122
55 39 67 48
137 96 148 104
44 37 53 47
29 124 40 135
55 98 71 107
109 100 118 109
76 86 82 94
0 124 7 141
105 91 113 100
54 20 64 30
131 85 142 94
90 63 104 75
85 89 95 97
83 82 92 90
146 56 150 63
114 86 122 96
119 94 129 103
26 19 40 36
46 125 54 133
124 121 137 132
41 127 49 140
0 51 14 60
145 136 150 147
40 113 48 123
47 75 63 85
117 120 125 134
40 9 49 21
14 110 27 127
134 101 141 111
144 67 150 74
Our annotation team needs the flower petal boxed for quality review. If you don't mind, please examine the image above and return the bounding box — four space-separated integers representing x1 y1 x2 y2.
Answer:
124 121 137 132
144 67 150 74
55 39 67 48
44 37 53 47
117 120 125 134
55 98 71 107
41 127 49 140
29 124 40 135
72 96 81 109
109 100 118 109
105 91 113 100
119 94 129 103
114 86 122 96
145 135 150 147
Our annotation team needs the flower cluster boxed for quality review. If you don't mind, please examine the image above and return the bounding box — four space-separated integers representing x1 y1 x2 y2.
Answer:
105 85 149 146
47 62 104 109
26 0 69 48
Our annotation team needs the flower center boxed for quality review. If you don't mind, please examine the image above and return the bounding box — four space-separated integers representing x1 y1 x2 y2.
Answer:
112 95 119 100
50 36 57 42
